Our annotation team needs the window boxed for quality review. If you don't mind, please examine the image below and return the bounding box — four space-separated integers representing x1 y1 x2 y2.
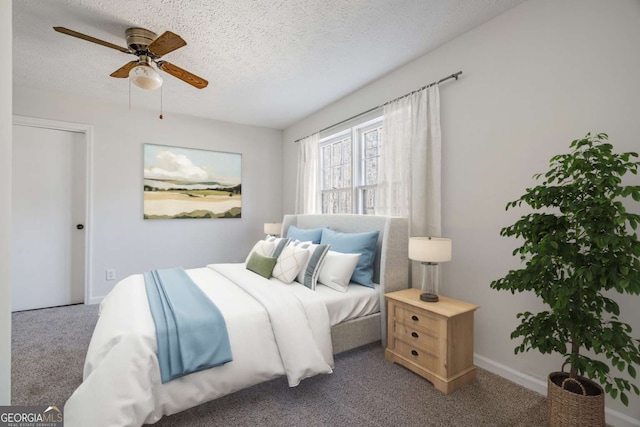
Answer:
320 117 383 214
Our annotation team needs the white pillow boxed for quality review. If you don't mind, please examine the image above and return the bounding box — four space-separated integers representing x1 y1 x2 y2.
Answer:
272 244 311 284
318 251 361 293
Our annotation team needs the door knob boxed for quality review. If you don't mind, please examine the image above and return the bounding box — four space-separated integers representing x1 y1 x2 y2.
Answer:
76 224 84 230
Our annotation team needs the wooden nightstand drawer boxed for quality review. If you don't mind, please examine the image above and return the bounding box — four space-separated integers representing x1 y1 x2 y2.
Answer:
393 322 439 351
395 304 440 334
394 338 439 372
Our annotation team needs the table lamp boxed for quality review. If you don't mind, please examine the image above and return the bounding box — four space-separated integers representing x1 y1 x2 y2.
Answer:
263 222 282 237
409 237 452 302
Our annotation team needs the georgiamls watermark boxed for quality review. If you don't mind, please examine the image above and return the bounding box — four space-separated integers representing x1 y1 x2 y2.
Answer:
0 406 63 426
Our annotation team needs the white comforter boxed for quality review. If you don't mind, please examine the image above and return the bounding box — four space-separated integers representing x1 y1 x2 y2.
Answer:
64 263 334 427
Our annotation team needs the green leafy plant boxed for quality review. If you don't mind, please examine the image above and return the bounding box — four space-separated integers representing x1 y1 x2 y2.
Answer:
490 133 640 405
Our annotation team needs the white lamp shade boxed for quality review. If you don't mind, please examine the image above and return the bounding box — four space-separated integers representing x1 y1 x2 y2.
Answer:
409 237 452 263
129 64 163 90
264 222 282 235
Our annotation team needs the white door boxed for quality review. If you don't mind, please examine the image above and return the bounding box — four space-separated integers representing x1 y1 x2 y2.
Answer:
11 125 86 311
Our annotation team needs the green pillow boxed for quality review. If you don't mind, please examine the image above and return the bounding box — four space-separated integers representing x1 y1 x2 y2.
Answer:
246 252 277 279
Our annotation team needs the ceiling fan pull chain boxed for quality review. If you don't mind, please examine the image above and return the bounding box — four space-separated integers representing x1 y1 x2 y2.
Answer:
159 84 164 120
129 78 131 110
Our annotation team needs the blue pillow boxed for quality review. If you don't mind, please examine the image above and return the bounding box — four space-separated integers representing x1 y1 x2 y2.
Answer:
320 228 379 287
286 225 324 244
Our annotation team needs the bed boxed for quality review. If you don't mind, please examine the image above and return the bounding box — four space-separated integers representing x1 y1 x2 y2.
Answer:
64 214 408 427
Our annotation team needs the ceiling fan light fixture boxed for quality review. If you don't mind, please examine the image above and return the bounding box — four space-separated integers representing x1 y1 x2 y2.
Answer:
129 64 162 90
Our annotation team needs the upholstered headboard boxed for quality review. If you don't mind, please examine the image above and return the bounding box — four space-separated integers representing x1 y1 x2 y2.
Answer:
282 214 409 345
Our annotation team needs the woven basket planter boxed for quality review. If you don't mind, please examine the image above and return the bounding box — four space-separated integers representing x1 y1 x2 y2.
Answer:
547 371 605 427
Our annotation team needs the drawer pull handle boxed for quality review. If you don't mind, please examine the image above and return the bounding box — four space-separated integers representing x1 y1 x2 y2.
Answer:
411 332 419 338
411 315 419 321
411 350 419 356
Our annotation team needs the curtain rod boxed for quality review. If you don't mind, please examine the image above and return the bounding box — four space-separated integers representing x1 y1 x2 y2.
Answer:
295 70 462 143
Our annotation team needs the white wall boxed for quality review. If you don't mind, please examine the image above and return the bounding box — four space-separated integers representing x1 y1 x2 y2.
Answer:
283 0 640 423
13 87 283 301
0 0 12 406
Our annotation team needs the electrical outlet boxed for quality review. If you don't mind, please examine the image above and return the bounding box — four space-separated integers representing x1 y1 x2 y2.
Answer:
106 269 116 281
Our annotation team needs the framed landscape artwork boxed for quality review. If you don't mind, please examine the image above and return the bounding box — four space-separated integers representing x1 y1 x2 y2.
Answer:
143 144 242 219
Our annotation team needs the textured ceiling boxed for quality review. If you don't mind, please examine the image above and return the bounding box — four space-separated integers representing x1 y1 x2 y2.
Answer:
13 0 525 129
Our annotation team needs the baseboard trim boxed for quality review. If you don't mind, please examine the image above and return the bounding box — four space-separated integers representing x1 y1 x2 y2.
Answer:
88 295 104 305
474 353 547 395
474 354 640 427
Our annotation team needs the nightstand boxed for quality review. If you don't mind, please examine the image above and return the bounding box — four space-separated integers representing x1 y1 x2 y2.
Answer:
384 288 479 393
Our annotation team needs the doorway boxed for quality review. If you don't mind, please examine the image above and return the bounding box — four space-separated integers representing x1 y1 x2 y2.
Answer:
11 117 92 311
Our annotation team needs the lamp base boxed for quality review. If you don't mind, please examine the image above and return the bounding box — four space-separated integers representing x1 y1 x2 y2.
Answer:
420 292 439 303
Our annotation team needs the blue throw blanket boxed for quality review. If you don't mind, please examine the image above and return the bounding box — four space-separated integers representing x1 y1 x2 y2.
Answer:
144 268 232 383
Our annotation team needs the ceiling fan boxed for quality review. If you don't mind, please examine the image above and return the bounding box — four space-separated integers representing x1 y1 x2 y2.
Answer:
53 26 208 90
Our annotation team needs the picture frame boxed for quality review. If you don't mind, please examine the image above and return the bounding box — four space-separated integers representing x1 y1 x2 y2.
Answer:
143 143 242 219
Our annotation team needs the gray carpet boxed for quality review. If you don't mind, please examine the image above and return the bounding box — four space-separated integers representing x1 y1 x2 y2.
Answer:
12 304 549 426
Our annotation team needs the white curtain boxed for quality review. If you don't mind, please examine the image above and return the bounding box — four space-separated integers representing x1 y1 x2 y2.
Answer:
294 133 321 214
376 85 441 237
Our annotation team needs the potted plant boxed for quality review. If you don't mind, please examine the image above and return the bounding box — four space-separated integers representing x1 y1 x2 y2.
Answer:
490 133 640 426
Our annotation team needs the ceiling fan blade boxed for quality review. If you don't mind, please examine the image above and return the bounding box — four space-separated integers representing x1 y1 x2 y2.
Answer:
110 61 139 78
157 61 208 89
53 27 131 54
148 31 186 57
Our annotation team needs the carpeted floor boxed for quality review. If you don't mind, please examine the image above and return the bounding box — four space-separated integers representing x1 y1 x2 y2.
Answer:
12 304 550 426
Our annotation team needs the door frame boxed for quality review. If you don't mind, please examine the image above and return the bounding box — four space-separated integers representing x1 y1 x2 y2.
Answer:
12 115 94 305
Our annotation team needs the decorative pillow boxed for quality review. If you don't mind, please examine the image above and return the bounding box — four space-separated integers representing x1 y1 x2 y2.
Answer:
295 243 330 290
267 237 291 258
272 244 311 284
246 237 291 263
288 239 310 247
320 228 379 287
245 240 276 263
318 251 361 293
286 225 324 244
246 252 278 279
